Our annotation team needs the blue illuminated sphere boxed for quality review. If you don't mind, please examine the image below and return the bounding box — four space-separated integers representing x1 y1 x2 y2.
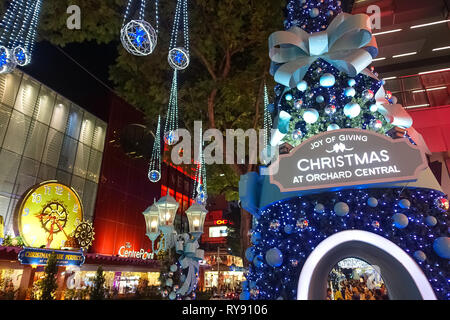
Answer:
121 20 157 56
367 197 378 208
284 224 294 234
319 73 336 87
253 255 264 268
13 46 30 66
314 203 325 213
303 108 319 124
148 170 161 183
168 47 190 70
392 213 409 229
334 202 349 216
425 216 437 227
251 231 261 244
344 87 356 97
297 80 308 92
433 237 450 259
285 93 293 101
398 199 411 209
370 104 378 112
327 124 340 131
265 248 283 267
0 46 16 74
347 78 356 87
315 95 325 103
343 102 361 118
309 8 320 18
245 246 255 261
414 250 427 262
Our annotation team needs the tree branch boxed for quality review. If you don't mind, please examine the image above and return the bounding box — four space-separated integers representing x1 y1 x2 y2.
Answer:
191 45 217 82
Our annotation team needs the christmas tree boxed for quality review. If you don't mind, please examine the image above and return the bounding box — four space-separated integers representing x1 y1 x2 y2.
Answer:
242 0 449 300
39 252 58 300
90 266 106 300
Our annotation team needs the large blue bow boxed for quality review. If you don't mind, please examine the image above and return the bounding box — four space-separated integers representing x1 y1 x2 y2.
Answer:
175 235 204 296
269 13 378 88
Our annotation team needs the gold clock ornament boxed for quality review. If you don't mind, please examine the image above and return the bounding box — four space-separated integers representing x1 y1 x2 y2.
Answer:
74 220 95 250
14 181 83 249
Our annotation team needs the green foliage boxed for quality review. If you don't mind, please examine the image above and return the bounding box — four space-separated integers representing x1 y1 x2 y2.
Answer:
90 266 106 300
39 252 58 300
1 235 24 247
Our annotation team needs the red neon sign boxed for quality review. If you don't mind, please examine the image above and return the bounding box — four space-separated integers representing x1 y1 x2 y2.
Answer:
214 219 234 225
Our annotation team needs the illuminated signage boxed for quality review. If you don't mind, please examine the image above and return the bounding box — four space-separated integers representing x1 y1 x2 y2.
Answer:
209 226 228 238
18 247 85 267
213 219 234 226
118 244 154 260
269 128 427 192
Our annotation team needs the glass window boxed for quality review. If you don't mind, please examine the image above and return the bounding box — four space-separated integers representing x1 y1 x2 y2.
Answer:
37 163 56 182
73 143 90 178
66 104 83 139
92 120 107 151
0 71 22 107
50 97 69 132
3 109 31 154
23 120 48 161
87 149 102 183
79 112 96 146
14 75 40 117
35 87 56 125
70 175 85 200
58 135 78 173
0 195 10 223
41 128 64 167
83 180 98 222
18 156 40 178
0 104 12 146
0 149 20 193
56 170 71 185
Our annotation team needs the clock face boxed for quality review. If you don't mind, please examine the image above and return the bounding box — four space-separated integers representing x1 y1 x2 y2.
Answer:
16 181 83 249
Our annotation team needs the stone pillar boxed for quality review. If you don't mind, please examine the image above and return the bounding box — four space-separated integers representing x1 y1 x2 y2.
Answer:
17 265 36 300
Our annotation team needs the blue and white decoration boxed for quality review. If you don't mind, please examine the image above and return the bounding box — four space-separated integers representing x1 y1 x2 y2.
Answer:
192 124 207 205
168 0 190 70
163 70 180 145
0 0 43 73
148 115 162 183
121 0 159 56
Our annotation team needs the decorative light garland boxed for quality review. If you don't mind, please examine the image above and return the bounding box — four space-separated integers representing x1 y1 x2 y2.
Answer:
163 70 180 145
168 0 190 70
263 83 273 150
148 115 162 183
120 0 159 56
0 0 43 73
192 124 207 205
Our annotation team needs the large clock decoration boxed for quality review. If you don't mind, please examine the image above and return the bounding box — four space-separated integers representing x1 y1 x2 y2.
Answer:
14 181 84 249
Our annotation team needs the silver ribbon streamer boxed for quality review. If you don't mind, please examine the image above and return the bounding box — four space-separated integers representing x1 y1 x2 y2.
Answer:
269 13 378 88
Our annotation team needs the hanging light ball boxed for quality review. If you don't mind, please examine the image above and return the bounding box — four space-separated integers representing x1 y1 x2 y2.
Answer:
370 104 378 112
435 197 449 212
0 46 16 74
327 124 340 131
319 73 336 87
303 108 319 124
148 170 161 183
168 47 190 70
297 80 308 92
363 89 374 100
347 78 356 87
343 102 361 118
370 119 383 130
292 129 303 140
121 20 157 56
12 46 30 67
294 99 303 110
164 130 179 145
344 87 356 97
315 95 325 103
324 104 336 115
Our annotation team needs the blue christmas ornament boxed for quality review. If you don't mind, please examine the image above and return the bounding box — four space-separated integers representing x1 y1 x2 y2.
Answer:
314 203 325 213
367 197 378 208
344 87 356 97
245 247 255 262
319 73 336 87
392 213 409 229
170 264 178 272
265 248 283 267
343 102 361 118
315 95 325 103
334 202 349 216
166 278 173 287
309 8 320 18
285 93 293 101
253 254 264 268
414 250 427 262
433 237 450 259
327 124 340 131
284 224 294 234
169 291 177 300
249 281 256 289
241 281 248 290
240 290 250 300
251 231 261 244
425 216 437 227
347 78 356 87
303 108 319 124
297 80 308 92
148 170 161 183
369 104 378 112
398 199 411 209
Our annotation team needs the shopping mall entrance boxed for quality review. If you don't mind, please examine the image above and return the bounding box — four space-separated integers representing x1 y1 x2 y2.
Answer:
297 230 436 300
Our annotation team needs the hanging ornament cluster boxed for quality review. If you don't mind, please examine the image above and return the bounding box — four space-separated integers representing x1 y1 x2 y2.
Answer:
121 0 159 56
0 0 43 74
148 115 162 183
168 0 190 70
192 125 207 205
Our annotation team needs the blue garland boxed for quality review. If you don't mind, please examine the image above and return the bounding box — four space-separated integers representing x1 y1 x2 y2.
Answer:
245 188 449 300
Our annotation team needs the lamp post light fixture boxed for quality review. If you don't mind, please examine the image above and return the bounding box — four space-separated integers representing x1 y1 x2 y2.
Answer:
185 202 208 240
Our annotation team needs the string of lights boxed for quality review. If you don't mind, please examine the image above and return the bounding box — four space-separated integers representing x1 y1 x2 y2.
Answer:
148 115 162 183
168 0 190 70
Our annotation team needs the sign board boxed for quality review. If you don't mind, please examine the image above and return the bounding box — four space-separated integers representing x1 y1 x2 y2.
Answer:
18 247 85 267
269 128 428 192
